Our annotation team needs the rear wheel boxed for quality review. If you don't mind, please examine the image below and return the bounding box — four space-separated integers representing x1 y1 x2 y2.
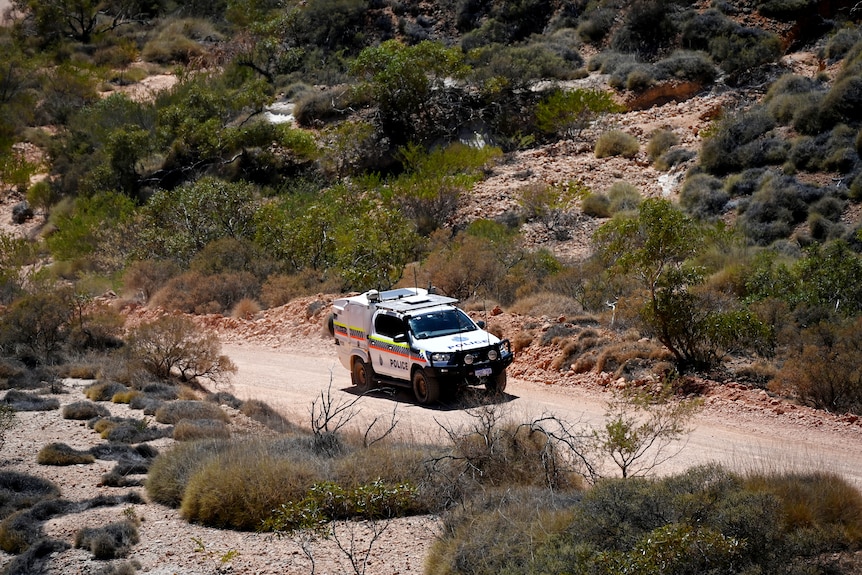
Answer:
486 370 507 394
351 357 373 392
412 369 440 405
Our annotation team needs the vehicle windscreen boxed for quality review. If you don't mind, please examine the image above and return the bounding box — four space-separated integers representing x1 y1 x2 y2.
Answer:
408 309 477 339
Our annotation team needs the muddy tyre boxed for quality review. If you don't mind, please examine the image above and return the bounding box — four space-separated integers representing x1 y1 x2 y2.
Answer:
352 358 373 392
412 369 440 405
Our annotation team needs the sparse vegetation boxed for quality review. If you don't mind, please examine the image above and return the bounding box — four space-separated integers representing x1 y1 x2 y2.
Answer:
37 443 95 466
2 0 862 571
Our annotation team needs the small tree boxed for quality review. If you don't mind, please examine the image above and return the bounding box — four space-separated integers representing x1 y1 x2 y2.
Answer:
592 383 701 478
594 199 770 370
0 288 74 364
126 315 236 383
535 88 624 139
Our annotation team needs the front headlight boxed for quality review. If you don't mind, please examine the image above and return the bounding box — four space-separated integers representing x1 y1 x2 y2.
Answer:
487 349 499 361
431 352 451 363
464 354 475 365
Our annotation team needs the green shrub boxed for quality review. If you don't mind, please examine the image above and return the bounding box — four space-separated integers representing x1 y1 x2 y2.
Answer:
535 88 624 139
607 182 641 213
576 7 616 43
74 519 140 559
141 18 218 64
610 0 678 58
2 390 60 412
810 195 847 222
594 130 639 159
646 129 679 162
822 76 862 125
173 419 231 441
680 173 728 220
654 50 717 84
823 27 862 61
155 400 230 425
700 108 776 175
724 167 769 197
655 147 695 171
37 443 95 466
738 174 822 245
581 192 611 218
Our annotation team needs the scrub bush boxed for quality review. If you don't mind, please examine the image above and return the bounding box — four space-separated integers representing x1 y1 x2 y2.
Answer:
154 400 229 425
594 130 639 159
74 520 140 559
173 418 231 441
37 443 95 466
680 173 729 220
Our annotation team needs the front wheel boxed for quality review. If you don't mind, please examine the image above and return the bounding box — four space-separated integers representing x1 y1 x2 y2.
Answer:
486 370 507 394
352 357 373 392
412 369 440 405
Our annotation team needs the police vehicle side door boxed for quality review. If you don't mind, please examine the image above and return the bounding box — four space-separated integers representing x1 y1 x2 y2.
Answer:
368 312 411 380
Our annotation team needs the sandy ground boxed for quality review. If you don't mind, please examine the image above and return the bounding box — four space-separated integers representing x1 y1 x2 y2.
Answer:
2 322 862 575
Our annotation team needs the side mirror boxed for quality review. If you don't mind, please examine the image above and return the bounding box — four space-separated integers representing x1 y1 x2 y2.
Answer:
476 320 486 329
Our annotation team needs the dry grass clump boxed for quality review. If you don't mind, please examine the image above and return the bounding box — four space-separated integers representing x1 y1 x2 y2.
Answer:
74 519 140 559
744 470 862 550
89 416 173 443
0 472 61 521
595 340 669 378
179 445 320 530
551 331 606 372
510 292 584 318
238 399 298 433
205 391 243 409
37 443 95 466
58 362 100 379
146 439 235 507
111 390 141 404
2 537 69 573
173 419 231 441
595 130 640 159
511 331 534 353
154 400 229 424
231 297 261 319
84 381 128 402
0 509 45 554
426 487 578 575
62 400 109 420
334 442 439 489
2 390 60 412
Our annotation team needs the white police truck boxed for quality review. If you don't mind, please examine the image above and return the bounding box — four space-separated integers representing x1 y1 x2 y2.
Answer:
330 288 513 404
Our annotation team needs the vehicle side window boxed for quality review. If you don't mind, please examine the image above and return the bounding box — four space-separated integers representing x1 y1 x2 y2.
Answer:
375 314 406 338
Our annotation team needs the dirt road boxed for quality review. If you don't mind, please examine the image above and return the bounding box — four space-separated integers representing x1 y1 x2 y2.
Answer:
222 343 862 488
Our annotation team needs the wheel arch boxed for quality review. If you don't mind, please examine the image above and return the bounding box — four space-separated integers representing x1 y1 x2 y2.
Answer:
350 350 370 369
